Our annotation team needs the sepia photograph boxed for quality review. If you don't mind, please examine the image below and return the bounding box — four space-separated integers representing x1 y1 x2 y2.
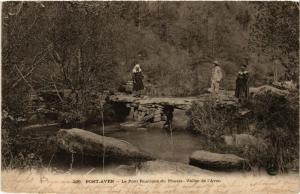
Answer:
1 1 299 193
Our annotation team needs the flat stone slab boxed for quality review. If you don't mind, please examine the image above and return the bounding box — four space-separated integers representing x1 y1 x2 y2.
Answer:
189 150 249 171
112 164 137 176
109 95 199 109
109 93 237 110
57 128 154 162
120 121 144 130
139 160 215 175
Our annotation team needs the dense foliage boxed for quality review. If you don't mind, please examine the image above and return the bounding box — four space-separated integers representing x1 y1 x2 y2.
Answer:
3 2 299 101
189 92 299 172
251 92 299 172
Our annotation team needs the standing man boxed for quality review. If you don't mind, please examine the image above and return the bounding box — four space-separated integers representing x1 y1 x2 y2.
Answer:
211 60 223 102
235 64 249 103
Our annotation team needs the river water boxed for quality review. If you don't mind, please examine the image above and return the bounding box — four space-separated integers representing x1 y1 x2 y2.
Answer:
20 123 208 173
20 123 274 175
88 124 207 164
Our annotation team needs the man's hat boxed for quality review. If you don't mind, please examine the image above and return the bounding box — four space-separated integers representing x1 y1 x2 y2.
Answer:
213 60 219 65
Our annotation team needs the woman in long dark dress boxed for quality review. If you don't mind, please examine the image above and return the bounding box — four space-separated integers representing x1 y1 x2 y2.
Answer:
132 64 144 97
235 64 249 103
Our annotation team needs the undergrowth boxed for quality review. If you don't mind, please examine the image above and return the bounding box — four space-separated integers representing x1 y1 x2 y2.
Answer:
189 91 299 173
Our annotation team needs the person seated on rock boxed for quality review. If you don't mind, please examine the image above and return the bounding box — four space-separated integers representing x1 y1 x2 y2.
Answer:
132 63 144 97
235 64 250 104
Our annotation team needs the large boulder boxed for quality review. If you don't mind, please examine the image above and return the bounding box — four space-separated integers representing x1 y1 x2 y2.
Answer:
112 160 214 176
250 85 289 96
272 81 297 91
189 150 249 171
139 160 214 175
56 128 154 162
221 134 267 150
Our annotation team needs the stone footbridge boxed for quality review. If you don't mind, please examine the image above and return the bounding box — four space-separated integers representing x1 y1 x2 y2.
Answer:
107 91 237 130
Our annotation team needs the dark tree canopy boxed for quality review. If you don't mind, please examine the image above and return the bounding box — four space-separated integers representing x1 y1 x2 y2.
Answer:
2 1 299 114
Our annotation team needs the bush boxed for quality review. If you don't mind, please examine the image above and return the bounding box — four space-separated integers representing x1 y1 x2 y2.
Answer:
2 111 44 169
250 92 299 172
188 101 238 139
251 91 298 131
